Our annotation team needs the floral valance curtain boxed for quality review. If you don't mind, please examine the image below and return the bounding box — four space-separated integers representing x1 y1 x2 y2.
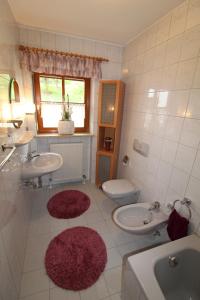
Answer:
19 46 107 79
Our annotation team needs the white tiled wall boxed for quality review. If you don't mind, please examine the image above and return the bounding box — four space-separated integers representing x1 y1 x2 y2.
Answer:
19 26 123 182
0 1 32 299
119 0 200 232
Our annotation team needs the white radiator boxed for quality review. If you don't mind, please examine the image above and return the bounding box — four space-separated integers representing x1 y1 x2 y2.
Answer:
50 143 83 183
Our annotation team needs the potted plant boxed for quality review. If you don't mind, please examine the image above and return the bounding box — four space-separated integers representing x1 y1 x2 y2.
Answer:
58 95 74 135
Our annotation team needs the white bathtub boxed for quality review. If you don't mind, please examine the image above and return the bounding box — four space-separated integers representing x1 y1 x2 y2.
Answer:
124 234 200 300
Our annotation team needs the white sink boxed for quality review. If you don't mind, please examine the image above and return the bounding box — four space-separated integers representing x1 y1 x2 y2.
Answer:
14 131 34 147
112 203 168 234
21 152 63 179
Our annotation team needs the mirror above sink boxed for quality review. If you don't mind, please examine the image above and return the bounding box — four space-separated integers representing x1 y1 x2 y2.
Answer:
0 73 23 129
9 77 20 103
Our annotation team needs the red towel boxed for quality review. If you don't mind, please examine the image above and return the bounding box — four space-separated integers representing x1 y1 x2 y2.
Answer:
167 209 189 241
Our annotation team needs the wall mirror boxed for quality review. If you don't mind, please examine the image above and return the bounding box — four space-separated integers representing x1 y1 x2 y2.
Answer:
9 77 20 103
0 73 23 128
0 74 20 103
0 73 10 103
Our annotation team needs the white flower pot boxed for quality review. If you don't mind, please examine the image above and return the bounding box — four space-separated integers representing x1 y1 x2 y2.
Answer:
58 120 74 135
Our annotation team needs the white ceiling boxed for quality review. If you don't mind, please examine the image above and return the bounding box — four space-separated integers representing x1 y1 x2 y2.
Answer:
8 0 184 45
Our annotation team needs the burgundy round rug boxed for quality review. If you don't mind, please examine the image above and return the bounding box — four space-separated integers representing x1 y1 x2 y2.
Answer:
45 226 107 290
47 190 90 219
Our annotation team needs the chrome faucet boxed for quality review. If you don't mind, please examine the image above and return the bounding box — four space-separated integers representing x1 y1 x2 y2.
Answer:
1 144 14 152
148 201 160 211
168 256 178 267
27 151 40 161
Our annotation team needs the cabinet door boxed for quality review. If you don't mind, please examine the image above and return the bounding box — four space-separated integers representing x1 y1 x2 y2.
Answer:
100 82 117 126
96 154 112 185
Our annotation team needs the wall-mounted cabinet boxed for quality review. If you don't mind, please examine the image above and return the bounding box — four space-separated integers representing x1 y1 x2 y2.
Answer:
96 80 125 187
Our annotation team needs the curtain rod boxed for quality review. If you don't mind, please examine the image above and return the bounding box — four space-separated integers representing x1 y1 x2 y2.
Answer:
19 45 109 62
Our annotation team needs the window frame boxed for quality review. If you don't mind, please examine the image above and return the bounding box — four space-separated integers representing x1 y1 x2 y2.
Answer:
33 73 90 134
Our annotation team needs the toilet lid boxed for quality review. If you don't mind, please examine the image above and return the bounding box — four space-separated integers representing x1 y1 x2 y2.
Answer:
102 179 136 197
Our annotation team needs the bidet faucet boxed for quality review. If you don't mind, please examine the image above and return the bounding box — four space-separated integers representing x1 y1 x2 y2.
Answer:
148 201 160 211
27 151 40 161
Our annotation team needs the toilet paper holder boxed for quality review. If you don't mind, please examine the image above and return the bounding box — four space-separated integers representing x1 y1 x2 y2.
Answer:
122 155 129 165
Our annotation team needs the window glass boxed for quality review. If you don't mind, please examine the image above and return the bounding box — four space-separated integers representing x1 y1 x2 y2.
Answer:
40 77 62 102
71 103 85 127
35 74 89 132
41 103 62 127
64 79 84 103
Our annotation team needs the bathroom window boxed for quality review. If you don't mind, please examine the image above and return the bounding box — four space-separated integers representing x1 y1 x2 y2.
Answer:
33 73 90 133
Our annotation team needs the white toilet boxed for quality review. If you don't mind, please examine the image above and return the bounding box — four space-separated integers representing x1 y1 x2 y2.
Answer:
102 179 140 205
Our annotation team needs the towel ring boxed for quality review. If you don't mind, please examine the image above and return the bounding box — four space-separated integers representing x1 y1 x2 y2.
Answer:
167 198 192 220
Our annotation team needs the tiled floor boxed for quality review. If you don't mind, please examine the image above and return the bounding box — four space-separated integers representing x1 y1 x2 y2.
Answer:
19 183 165 300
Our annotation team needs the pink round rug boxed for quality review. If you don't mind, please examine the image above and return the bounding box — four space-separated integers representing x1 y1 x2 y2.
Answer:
47 190 90 219
45 227 107 290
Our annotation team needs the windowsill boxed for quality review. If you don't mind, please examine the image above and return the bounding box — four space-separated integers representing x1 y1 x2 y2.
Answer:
35 132 94 138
